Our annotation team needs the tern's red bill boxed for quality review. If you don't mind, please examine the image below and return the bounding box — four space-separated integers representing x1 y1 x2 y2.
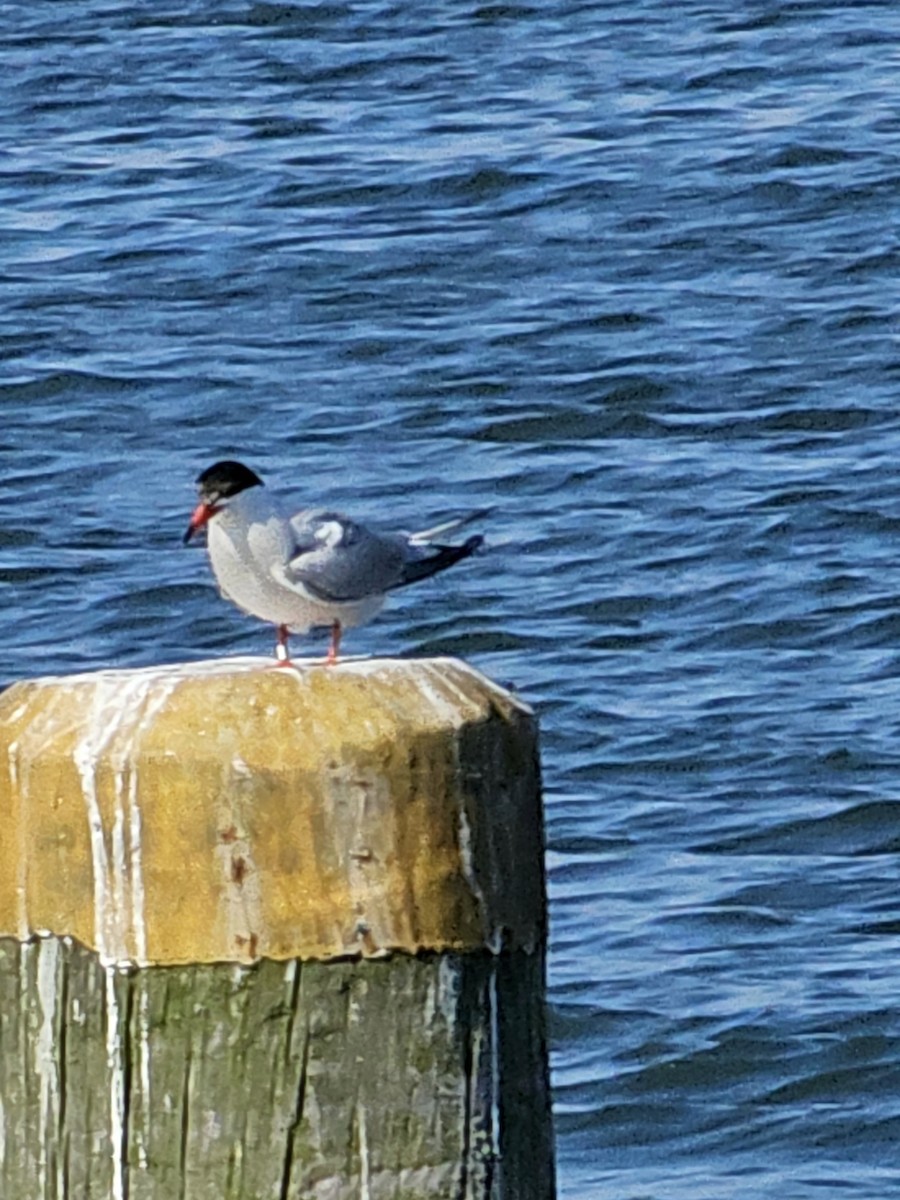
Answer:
183 501 218 544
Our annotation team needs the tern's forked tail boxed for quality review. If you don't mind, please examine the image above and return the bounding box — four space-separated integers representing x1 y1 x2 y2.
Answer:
395 534 484 588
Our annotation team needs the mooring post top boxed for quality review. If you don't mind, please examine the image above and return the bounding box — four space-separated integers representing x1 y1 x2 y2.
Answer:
1 653 531 713
0 656 544 969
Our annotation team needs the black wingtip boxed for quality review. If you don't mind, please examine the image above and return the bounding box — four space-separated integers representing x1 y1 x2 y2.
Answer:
396 534 485 588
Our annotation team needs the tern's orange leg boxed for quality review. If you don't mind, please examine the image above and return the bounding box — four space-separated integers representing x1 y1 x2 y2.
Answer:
274 624 292 666
326 620 342 666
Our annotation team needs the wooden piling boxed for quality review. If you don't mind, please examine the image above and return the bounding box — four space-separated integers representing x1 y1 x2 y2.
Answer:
0 656 554 1200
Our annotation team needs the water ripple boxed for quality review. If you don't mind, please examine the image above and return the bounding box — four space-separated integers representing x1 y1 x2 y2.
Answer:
4 2 900 1197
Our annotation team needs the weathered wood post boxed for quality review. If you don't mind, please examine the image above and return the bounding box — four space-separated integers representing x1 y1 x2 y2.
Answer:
0 656 554 1200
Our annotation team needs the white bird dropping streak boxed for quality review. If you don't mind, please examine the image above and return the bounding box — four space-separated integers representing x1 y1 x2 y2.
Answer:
488 963 501 1166
106 965 126 1200
358 1102 371 1200
71 671 176 965
6 739 28 939
35 938 61 1200
3 689 79 942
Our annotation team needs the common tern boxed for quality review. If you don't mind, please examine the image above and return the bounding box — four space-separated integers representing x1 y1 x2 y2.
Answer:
183 460 485 664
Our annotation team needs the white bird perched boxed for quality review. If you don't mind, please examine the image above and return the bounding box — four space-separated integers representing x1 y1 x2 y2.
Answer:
183 460 485 664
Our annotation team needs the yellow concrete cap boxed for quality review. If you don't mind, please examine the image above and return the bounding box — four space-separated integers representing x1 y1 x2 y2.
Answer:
0 657 543 966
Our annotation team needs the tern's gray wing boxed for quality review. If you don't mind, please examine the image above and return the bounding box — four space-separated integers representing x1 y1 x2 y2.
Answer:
275 508 409 603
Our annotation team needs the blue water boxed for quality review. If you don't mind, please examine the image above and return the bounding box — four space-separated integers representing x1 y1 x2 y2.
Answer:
5 3 900 1195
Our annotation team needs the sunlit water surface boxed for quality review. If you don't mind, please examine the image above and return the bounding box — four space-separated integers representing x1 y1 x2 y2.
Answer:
4 4 900 1196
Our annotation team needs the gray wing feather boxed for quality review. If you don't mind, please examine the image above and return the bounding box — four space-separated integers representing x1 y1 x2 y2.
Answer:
280 508 408 603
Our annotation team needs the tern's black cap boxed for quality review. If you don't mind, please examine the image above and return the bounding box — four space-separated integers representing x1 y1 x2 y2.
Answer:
196 460 264 499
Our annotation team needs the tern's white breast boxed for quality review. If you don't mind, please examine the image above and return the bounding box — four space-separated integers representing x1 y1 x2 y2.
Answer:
205 492 385 632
